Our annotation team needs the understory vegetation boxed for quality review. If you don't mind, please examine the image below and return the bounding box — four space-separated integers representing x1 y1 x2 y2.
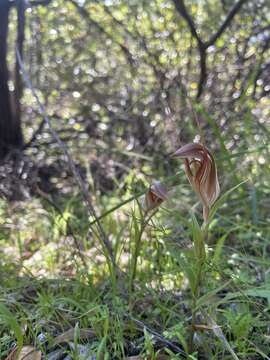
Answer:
0 0 270 359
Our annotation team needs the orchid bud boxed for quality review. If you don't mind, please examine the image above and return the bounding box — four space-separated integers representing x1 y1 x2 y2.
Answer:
172 143 220 221
144 181 168 212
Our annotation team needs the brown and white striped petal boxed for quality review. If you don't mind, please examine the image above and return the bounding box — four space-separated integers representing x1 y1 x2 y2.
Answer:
144 181 168 212
172 143 220 221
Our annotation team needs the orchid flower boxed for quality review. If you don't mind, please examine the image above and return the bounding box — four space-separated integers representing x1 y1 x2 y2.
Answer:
144 181 168 212
172 143 220 221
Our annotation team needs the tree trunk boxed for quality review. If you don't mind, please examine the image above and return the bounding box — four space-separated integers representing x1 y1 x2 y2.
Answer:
0 0 23 160
14 0 26 131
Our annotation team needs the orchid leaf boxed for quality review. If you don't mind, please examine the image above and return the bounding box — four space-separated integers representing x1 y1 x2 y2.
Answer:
209 180 248 222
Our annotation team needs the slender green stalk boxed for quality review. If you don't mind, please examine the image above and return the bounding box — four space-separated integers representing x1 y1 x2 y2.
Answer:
129 222 146 294
189 216 208 353
189 258 204 352
129 210 157 295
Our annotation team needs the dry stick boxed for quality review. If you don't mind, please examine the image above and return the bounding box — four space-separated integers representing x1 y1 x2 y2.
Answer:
16 48 116 270
127 314 186 357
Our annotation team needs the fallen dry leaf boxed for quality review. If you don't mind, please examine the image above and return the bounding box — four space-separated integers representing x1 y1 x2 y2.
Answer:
53 327 95 346
5 347 17 360
6 346 41 360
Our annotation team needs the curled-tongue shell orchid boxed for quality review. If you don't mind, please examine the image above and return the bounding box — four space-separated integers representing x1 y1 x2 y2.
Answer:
172 143 220 221
144 181 168 212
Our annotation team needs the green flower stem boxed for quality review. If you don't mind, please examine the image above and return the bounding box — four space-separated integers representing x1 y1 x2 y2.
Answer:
189 227 207 353
129 209 157 296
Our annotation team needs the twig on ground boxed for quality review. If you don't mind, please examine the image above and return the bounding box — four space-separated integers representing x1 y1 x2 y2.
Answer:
127 314 186 357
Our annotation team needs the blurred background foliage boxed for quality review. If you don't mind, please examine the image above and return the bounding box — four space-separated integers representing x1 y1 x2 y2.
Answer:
11 0 270 176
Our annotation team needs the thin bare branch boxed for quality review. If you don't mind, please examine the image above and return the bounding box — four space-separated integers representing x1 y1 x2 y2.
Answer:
70 0 135 67
172 0 203 47
197 47 207 99
206 0 248 47
172 0 249 98
16 48 116 270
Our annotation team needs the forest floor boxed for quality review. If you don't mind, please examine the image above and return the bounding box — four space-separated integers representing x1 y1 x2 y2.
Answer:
0 150 269 360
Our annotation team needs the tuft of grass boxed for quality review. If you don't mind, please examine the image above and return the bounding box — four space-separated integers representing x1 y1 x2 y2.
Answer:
0 114 269 358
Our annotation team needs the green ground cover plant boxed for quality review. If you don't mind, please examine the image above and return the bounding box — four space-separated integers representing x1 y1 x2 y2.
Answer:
0 0 269 358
